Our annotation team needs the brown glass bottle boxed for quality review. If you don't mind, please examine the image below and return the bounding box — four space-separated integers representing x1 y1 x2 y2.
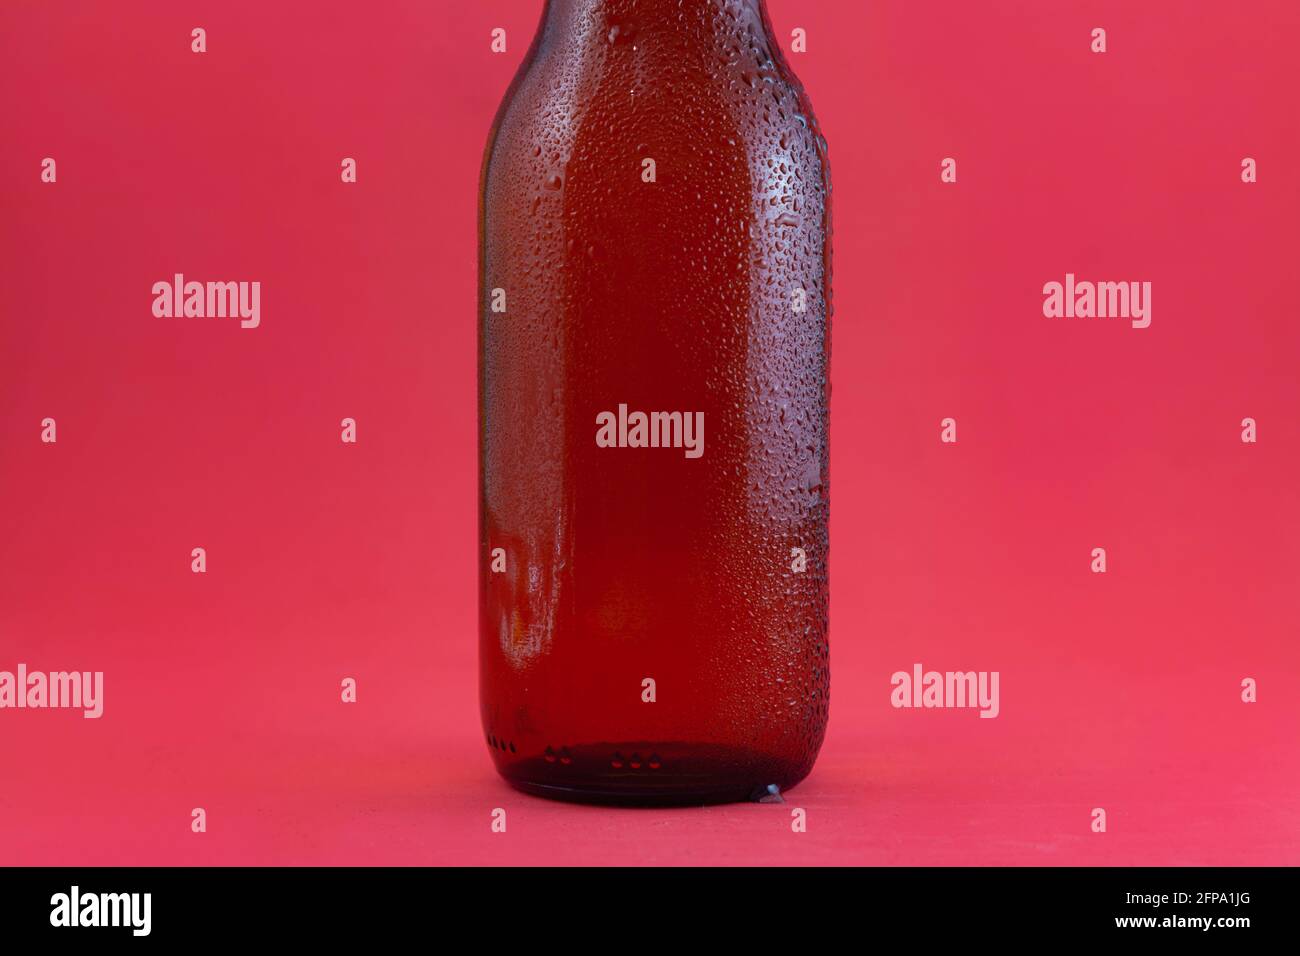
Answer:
479 0 830 804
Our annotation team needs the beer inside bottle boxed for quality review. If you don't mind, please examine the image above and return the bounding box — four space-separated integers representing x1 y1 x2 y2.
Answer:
479 0 830 804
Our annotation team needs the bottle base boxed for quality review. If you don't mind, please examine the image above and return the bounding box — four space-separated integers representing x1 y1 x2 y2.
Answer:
493 741 811 807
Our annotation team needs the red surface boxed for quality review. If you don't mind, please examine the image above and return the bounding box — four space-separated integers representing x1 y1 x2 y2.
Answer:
2 0 1298 866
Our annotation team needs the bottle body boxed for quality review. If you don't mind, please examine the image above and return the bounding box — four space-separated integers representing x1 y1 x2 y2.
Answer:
478 0 830 804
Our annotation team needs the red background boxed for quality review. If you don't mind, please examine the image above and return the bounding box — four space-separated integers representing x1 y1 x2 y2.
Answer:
1 0 1297 865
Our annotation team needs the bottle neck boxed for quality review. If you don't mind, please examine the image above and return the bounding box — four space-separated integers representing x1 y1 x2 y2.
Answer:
540 0 775 47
